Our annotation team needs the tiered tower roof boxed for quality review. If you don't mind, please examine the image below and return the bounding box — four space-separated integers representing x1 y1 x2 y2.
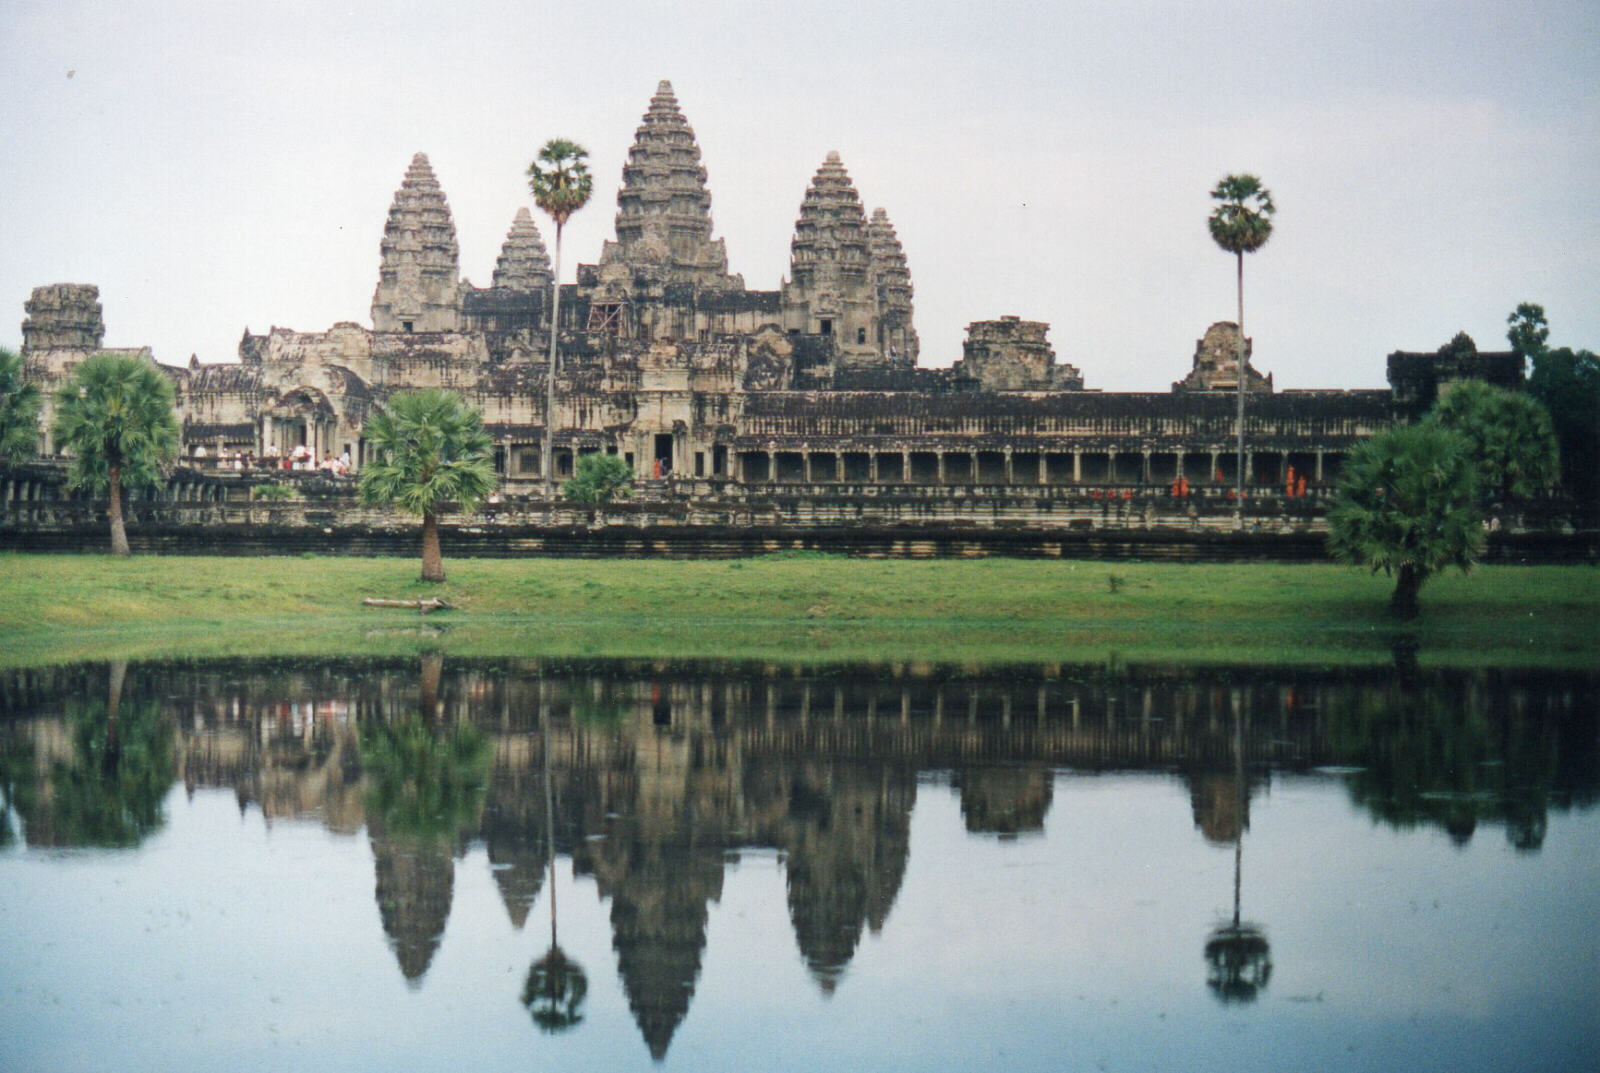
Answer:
492 207 553 293
867 207 918 362
789 152 871 290
371 152 461 332
598 80 737 288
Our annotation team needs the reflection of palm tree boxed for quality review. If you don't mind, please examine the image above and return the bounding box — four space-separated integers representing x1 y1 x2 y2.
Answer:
524 698 586 1033
524 944 588 1034
1204 703 1271 1003
27 660 174 849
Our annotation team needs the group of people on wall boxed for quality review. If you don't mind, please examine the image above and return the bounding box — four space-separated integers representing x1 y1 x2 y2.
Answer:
190 443 352 476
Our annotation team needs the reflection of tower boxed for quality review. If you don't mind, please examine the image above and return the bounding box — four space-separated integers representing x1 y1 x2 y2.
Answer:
953 765 1053 837
610 861 718 1060
482 758 549 929
576 690 732 1061
776 762 916 993
369 828 455 985
1188 771 1254 845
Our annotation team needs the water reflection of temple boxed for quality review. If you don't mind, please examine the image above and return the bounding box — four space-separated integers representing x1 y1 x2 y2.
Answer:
2 658 1595 1058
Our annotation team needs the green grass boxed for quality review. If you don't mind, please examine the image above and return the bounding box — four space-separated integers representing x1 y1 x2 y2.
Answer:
0 552 1595 669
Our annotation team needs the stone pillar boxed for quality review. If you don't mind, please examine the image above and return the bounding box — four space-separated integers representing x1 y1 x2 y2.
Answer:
1004 447 1014 485
902 450 911 485
1141 449 1151 485
1072 450 1082 483
969 451 978 486
802 449 812 483
937 452 947 484
1315 450 1324 482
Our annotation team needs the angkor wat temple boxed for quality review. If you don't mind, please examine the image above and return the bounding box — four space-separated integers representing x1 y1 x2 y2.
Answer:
14 80 1527 540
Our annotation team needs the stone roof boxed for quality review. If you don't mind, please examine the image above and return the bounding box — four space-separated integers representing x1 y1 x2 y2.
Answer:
790 152 871 288
492 208 552 292
598 80 739 289
186 363 264 393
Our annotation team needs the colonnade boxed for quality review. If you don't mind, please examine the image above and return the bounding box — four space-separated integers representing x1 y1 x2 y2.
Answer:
733 446 1340 488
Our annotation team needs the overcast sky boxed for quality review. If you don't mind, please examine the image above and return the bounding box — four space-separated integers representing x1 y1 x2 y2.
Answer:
2 0 1595 391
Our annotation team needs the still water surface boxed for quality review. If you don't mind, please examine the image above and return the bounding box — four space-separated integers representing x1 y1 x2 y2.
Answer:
1 657 1595 1072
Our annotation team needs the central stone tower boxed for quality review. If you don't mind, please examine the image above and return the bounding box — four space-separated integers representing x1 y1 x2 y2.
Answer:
597 80 741 291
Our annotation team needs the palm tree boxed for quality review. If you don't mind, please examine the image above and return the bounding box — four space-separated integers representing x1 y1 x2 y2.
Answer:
1428 379 1559 505
51 352 181 556
359 389 496 583
527 138 594 501
1208 174 1275 524
0 346 42 466
1327 421 1486 620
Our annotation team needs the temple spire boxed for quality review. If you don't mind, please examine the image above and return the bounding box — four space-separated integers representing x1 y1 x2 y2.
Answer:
868 207 918 363
492 207 553 293
782 152 878 359
596 79 739 289
371 152 461 333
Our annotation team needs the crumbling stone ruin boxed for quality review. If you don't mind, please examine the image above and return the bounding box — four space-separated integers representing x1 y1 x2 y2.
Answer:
13 79 1523 522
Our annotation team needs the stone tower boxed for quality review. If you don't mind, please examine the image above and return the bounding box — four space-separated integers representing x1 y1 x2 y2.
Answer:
596 80 740 291
20 283 105 356
1173 322 1272 393
867 207 918 364
492 207 553 293
371 153 462 333
783 152 879 361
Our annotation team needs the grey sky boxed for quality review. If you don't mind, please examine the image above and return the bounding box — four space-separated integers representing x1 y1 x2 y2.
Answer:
3 0 1595 390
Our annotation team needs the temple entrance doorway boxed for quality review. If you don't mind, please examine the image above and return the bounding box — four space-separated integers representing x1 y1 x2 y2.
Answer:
653 433 673 476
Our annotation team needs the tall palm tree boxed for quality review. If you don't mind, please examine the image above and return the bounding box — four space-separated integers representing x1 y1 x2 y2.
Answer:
51 352 181 556
359 389 496 583
1208 174 1275 525
0 346 42 466
527 138 594 500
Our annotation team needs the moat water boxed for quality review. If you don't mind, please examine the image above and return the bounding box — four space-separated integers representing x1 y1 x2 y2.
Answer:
1 656 1595 1072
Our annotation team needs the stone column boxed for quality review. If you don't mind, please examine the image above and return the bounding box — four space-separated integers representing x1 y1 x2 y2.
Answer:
937 452 947 484
1072 450 1082 483
1315 450 1324 482
1004 447 1014 485
902 449 911 485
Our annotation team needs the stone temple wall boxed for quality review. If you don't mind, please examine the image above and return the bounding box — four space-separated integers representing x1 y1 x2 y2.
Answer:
13 78 1533 525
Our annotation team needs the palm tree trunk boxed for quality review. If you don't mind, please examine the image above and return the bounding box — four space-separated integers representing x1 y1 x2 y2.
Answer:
543 698 558 950
104 658 127 774
420 651 443 722
1389 562 1421 621
107 461 131 556
543 223 563 503
420 510 445 583
1235 250 1247 531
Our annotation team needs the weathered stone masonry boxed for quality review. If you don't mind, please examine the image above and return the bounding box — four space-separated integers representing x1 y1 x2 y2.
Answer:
10 79 1538 544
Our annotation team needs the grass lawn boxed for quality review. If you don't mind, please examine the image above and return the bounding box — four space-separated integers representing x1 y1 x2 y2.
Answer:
0 552 1595 669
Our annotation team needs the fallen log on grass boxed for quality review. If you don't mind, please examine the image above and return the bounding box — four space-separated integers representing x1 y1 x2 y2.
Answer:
361 597 456 614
